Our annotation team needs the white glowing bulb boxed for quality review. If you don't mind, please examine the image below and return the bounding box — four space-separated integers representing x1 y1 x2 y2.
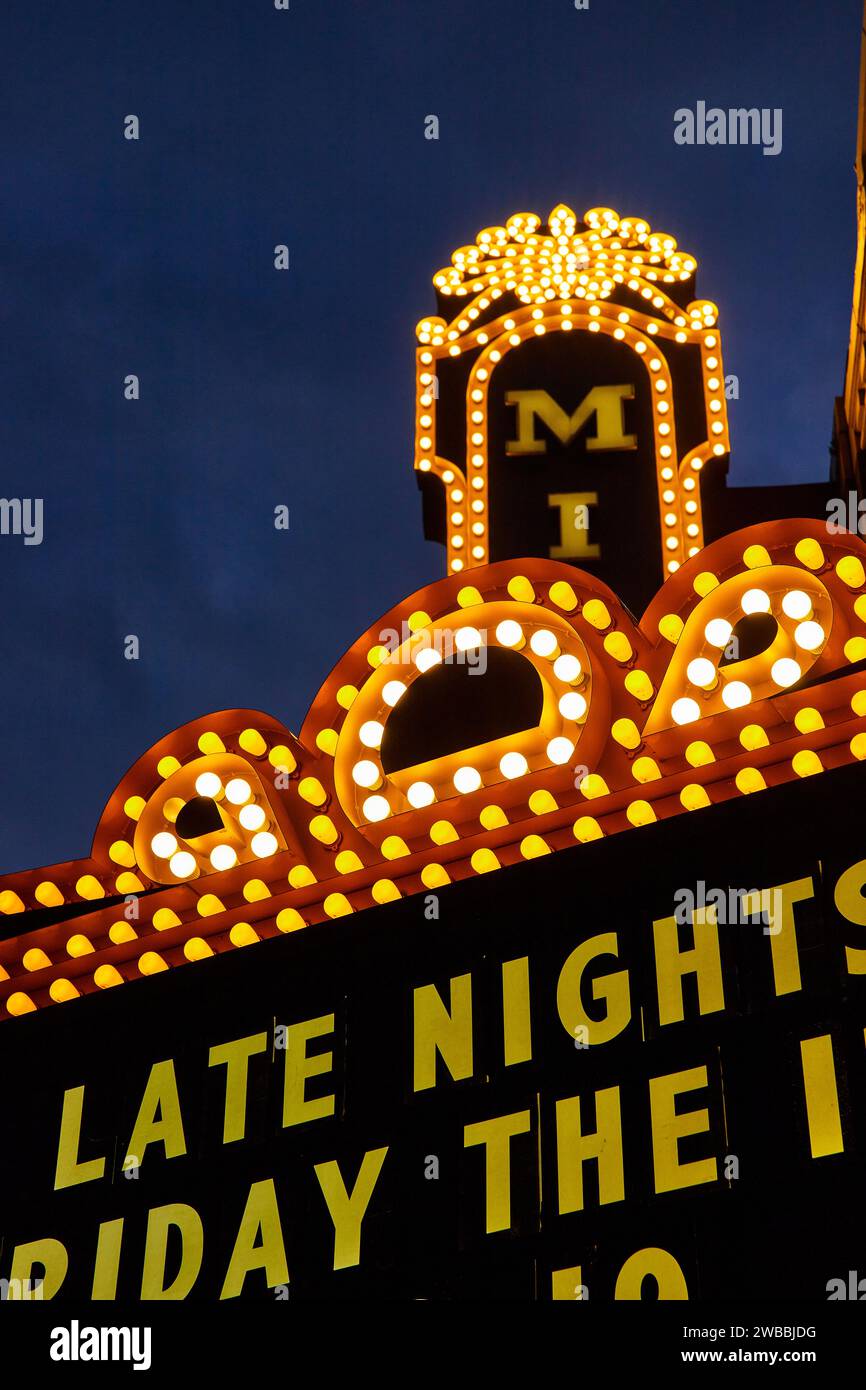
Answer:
359 720 384 749
496 620 523 647
499 751 528 779
687 657 716 688
352 760 380 788
741 588 771 615
530 629 558 658
705 618 733 648
195 772 222 799
407 781 435 808
362 795 390 823
382 679 407 707
239 803 266 832
169 851 196 879
453 766 482 794
559 692 587 721
672 697 700 725
210 844 238 870
782 590 812 620
553 653 582 682
794 621 824 651
225 778 252 805
455 626 483 652
251 831 278 858
415 647 442 673
546 736 574 765
722 680 751 709
771 658 801 687
151 832 177 859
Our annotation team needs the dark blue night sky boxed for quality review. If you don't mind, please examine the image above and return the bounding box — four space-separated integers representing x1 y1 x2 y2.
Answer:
0 0 860 872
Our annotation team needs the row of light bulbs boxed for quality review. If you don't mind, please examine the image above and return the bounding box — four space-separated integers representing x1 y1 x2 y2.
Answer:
351 621 588 825
150 773 279 879
670 588 824 726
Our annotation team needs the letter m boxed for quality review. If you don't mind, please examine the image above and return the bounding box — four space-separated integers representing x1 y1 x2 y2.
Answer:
505 386 636 455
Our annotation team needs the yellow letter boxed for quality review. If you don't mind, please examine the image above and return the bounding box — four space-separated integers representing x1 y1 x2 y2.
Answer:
282 1014 335 1127
615 1247 688 1300
124 1060 186 1169
502 956 532 1066
800 1034 844 1158
141 1203 203 1299
209 1032 268 1143
92 1218 124 1300
413 974 473 1091
220 1179 288 1299
464 1110 531 1233
505 386 636 455
653 913 724 1026
557 933 631 1046
54 1085 105 1190
743 877 813 995
834 858 866 974
556 1086 625 1212
314 1147 389 1270
9 1238 68 1299
548 492 600 560
649 1065 717 1194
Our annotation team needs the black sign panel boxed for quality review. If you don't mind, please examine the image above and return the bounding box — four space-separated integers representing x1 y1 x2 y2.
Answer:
487 331 658 611
2 763 866 1301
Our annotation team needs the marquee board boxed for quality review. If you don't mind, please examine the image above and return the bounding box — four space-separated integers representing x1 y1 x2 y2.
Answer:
3 760 866 1302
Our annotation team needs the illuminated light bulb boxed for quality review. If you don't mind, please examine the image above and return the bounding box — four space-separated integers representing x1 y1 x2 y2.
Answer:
530 629 557 657
782 590 812 620
546 736 574 765
225 778 252 806
687 657 716 688
210 845 238 871
671 697 700 725
454 766 482 794
239 803 266 832
351 760 380 788
415 647 442 673
251 831 279 858
358 794 389 824
151 832 177 859
771 658 802 687
559 691 587 721
382 680 407 706
195 772 222 799
741 588 770 615
499 751 529 780
496 620 523 647
455 626 482 651
722 680 751 709
407 781 435 808
705 618 733 648
359 720 384 748
794 620 825 651
553 653 581 682
169 851 196 879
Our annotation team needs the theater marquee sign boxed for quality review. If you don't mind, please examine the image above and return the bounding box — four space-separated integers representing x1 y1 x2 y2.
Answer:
2 204 866 1301
3 763 866 1301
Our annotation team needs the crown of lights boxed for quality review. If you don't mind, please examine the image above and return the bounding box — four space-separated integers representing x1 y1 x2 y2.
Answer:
2 520 866 1023
428 204 699 316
